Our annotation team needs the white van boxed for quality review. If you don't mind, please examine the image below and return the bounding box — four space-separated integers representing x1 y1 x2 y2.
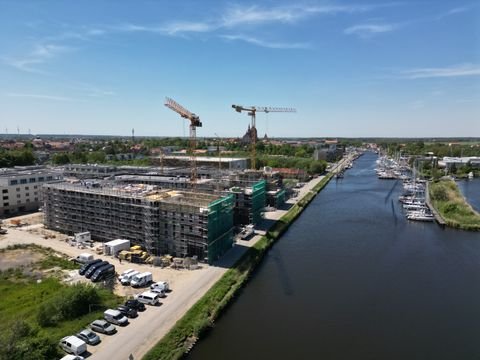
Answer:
118 269 135 280
104 309 128 326
60 355 84 360
75 253 94 264
130 272 153 288
150 281 169 292
59 335 87 356
120 270 140 285
136 291 161 306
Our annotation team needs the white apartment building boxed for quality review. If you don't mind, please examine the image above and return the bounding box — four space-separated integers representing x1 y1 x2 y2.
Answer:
0 166 63 217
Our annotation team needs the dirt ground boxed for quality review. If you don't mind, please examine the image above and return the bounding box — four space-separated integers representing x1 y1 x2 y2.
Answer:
0 248 44 271
2 212 44 227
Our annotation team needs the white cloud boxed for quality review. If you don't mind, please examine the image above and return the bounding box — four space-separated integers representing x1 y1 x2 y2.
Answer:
344 23 397 37
220 3 398 27
402 64 480 79
436 6 469 20
161 21 215 35
6 93 75 101
221 34 310 49
3 43 74 73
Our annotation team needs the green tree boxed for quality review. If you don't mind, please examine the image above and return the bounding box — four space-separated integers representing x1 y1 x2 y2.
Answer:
51 153 70 165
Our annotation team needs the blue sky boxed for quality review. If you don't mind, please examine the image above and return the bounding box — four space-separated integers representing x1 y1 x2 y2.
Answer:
0 0 479 138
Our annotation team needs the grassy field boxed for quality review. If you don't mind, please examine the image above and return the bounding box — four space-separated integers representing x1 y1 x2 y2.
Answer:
0 245 121 359
429 179 480 231
142 174 333 360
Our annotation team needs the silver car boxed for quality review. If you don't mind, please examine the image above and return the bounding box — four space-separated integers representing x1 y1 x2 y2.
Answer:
76 328 101 345
89 320 116 335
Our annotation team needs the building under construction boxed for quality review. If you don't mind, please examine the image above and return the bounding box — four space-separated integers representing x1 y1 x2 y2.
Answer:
43 182 234 263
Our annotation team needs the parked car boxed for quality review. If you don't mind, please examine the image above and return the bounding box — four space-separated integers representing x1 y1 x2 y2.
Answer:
89 319 116 335
78 259 102 275
104 309 128 326
59 336 87 356
85 261 109 279
124 299 146 312
76 329 100 345
150 281 170 292
120 270 140 285
149 287 166 297
135 291 161 306
60 355 84 360
117 305 138 318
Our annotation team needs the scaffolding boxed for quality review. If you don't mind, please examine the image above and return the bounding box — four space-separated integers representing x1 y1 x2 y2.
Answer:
207 194 234 263
43 183 234 263
250 179 266 225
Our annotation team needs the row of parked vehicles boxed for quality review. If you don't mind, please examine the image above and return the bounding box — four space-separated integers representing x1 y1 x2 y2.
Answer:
118 268 171 306
60 267 171 358
59 297 149 359
78 258 115 282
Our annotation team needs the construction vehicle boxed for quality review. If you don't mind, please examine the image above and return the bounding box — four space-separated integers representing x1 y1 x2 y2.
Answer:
117 246 155 264
165 97 202 185
232 105 296 169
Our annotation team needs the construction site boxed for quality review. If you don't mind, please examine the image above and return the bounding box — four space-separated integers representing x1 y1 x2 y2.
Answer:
40 98 296 265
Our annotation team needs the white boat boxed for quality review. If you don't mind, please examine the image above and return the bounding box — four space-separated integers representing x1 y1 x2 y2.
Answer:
407 213 434 222
403 203 428 210
468 172 474 180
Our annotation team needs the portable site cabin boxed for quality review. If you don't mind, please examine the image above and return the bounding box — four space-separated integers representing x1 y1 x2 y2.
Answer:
74 231 91 243
103 239 130 256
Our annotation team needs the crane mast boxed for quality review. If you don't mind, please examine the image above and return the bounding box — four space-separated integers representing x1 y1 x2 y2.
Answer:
232 105 296 169
165 97 202 185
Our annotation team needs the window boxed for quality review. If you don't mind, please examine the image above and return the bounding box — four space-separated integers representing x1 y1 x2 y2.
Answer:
2 196 8 200
3 202 9 206
46 176 52 181
16 194 20 198
34 198 38 202
29 178 36 183
26 193 29 197
16 188 20 192
25 186 29 190
33 185 37 189
20 179 27 184
10 180 17 185
38 177 44 182
2 189 7 194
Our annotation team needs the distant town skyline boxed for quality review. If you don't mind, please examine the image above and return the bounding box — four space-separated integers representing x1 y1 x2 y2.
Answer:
0 0 479 138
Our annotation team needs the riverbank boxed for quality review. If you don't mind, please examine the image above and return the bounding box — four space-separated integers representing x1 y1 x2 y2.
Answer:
143 173 335 360
429 179 480 231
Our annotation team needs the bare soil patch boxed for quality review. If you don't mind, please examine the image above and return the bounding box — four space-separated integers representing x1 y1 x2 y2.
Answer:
0 248 44 271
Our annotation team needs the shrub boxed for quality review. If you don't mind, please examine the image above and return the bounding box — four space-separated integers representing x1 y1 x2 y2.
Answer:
36 283 100 327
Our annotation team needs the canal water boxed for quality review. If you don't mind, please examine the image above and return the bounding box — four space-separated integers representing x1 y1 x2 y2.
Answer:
458 179 480 212
188 152 480 360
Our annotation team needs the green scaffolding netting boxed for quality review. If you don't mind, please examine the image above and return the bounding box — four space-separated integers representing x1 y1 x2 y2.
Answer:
207 194 234 264
276 189 286 207
251 179 266 225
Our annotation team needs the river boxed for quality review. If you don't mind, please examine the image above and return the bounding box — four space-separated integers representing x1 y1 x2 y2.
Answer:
188 152 480 360
458 178 480 212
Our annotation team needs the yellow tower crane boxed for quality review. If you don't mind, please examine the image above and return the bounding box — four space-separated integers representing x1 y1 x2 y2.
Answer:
232 105 296 169
165 97 203 185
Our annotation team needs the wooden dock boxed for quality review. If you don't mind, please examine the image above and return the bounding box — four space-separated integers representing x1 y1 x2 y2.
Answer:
425 182 446 227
